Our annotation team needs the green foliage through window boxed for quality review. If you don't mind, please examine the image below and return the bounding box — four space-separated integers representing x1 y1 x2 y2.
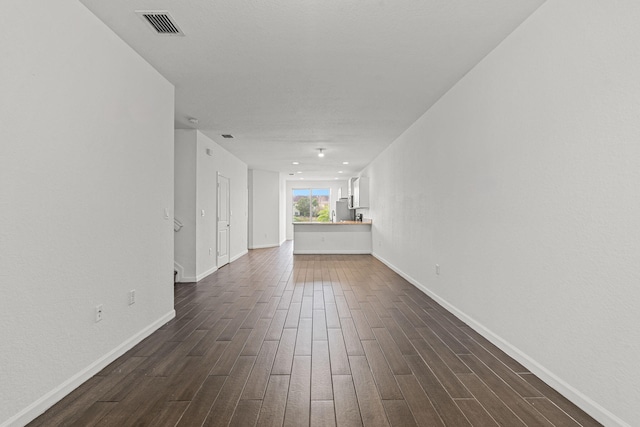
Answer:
293 188 330 222
317 206 330 222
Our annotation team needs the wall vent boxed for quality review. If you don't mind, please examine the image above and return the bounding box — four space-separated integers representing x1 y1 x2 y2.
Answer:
221 134 234 139
136 11 184 36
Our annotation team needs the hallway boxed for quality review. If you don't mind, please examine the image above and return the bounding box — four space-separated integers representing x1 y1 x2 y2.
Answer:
30 242 600 426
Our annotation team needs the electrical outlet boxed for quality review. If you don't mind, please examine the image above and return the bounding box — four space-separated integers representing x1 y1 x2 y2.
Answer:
435 264 440 276
95 304 103 322
129 290 136 305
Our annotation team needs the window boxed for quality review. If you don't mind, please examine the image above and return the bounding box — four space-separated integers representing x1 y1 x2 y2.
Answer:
293 188 330 222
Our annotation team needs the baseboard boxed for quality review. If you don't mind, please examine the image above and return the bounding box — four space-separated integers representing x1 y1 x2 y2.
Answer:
230 250 248 263
3 310 176 427
249 243 280 249
196 265 217 282
173 261 184 282
182 253 247 280
293 249 372 254
280 239 287 246
372 251 628 427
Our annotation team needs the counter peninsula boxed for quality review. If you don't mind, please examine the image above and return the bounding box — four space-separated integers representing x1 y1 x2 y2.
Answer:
292 220 372 254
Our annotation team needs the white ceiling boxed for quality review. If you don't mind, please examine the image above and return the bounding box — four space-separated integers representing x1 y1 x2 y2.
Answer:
80 0 544 180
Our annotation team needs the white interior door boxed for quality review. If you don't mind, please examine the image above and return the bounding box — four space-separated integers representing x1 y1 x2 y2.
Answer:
217 174 230 267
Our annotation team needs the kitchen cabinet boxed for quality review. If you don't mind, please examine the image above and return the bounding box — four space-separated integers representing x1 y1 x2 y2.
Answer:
347 177 356 207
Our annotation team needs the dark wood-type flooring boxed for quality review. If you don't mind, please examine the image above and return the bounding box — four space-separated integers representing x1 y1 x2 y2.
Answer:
30 242 601 426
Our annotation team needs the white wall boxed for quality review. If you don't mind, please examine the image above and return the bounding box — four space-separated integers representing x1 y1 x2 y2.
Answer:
174 131 197 279
195 132 219 278
279 173 287 245
286 180 348 240
174 130 248 281
0 1 175 425
248 169 281 249
363 1 640 425
196 131 249 265
248 170 255 248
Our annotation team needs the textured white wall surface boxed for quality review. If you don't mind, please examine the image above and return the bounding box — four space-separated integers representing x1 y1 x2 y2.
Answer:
279 174 287 245
174 131 197 279
248 169 281 249
195 132 219 278
196 131 249 266
0 1 175 425
364 1 640 425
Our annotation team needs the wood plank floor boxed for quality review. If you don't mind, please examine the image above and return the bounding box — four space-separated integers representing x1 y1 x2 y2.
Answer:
29 242 601 426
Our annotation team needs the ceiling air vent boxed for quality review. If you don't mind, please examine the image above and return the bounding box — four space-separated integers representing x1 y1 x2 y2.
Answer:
221 134 234 139
136 11 184 36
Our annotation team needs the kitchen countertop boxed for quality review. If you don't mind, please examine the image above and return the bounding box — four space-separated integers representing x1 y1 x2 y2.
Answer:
293 220 372 225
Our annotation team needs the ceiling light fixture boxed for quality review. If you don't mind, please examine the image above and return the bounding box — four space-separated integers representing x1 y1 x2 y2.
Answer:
292 161 299 165
338 171 343 174
317 149 325 158
297 171 302 174
342 161 349 165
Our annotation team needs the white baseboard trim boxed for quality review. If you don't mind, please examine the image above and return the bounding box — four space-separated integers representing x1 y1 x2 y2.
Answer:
173 261 184 282
230 250 248 263
3 310 176 427
372 251 629 427
196 265 218 282
280 239 287 246
293 250 372 255
249 243 280 249
179 265 219 283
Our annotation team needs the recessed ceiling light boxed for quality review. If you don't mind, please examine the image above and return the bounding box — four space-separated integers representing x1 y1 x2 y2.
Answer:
342 161 349 165
334 177 339 180
300 177 304 180
338 171 343 174
292 161 300 165
297 171 302 174
221 134 234 139
318 148 325 158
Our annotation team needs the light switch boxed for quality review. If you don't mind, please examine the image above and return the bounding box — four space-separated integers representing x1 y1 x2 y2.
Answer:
201 210 205 216
164 208 170 219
